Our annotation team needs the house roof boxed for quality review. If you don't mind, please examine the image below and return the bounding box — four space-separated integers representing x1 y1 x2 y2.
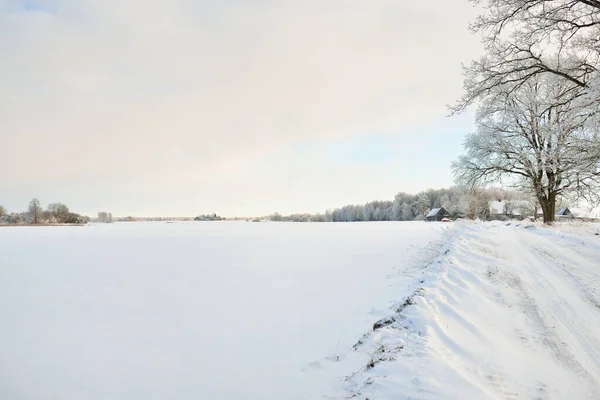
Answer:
426 208 442 217
557 207 571 215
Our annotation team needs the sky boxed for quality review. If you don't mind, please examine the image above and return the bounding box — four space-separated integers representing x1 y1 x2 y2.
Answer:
0 0 482 217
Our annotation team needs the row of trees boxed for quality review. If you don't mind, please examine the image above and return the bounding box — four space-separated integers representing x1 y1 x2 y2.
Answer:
269 212 327 222
194 213 225 221
268 187 539 222
452 0 600 223
0 199 89 224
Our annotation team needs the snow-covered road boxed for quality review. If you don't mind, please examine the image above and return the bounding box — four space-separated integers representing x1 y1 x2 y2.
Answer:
345 222 600 399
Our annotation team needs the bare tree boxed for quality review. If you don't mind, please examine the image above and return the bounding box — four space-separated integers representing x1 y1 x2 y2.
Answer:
453 73 600 223
28 198 43 224
452 0 600 114
470 0 600 47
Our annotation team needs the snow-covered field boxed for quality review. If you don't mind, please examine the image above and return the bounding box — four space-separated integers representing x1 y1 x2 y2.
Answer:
2 221 599 399
344 221 600 399
0 221 449 399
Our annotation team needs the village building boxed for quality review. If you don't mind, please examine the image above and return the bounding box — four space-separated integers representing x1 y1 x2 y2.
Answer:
489 199 524 220
425 207 450 222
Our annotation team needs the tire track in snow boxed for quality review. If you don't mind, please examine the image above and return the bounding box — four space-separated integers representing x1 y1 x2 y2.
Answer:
341 222 600 400
505 228 600 387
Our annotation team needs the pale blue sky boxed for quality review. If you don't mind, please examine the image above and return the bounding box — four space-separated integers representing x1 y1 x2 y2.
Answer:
0 0 481 217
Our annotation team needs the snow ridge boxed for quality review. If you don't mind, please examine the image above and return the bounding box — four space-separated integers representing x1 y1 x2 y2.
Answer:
341 222 600 399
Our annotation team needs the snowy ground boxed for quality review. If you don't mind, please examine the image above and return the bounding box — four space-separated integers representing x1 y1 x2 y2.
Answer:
2 221 599 399
344 221 600 399
0 221 449 399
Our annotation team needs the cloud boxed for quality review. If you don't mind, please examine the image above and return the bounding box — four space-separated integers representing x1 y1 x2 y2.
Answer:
0 0 481 215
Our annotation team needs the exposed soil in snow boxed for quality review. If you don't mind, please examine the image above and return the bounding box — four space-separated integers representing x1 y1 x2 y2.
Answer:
342 221 600 399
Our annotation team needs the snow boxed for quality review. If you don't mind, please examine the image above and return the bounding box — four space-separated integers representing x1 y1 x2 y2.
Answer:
426 208 442 218
570 206 600 220
344 221 600 399
0 221 450 400
489 200 505 215
3 220 599 399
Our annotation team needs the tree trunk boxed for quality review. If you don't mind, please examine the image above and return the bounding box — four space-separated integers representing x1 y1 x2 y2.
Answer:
539 193 557 224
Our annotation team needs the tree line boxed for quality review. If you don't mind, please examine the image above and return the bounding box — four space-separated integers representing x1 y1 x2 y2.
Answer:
268 187 539 222
0 199 89 225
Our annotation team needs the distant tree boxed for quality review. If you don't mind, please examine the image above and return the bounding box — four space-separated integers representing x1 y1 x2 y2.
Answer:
325 209 334 222
310 214 326 222
195 213 224 221
48 203 69 216
0 205 6 218
8 213 23 224
98 211 113 223
269 212 283 221
401 202 413 221
62 213 88 224
467 190 492 220
47 203 70 223
439 194 450 209
28 198 43 224
42 210 57 223
413 193 431 219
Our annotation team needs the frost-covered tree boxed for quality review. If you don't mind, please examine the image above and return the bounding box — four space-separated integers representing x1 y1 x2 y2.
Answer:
269 212 283 221
97 211 113 223
0 205 6 218
466 189 492 220
325 209 334 222
453 0 600 115
413 193 431 219
453 73 600 223
8 213 23 224
28 198 43 224
401 202 414 221
47 203 70 223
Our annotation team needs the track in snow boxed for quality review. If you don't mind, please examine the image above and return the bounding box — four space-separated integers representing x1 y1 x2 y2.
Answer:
344 222 600 400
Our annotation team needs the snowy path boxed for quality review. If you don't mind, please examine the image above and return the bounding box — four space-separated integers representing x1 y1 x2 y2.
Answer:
344 222 600 399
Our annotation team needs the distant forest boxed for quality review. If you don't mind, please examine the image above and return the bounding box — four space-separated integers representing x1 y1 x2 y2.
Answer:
268 187 540 222
0 199 105 225
1 187 547 225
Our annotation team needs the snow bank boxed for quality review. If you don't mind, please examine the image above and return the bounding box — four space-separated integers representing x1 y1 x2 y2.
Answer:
343 221 600 399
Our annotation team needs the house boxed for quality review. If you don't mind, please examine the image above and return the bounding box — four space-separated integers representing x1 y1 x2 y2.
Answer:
425 207 450 222
556 207 574 219
489 199 505 218
489 199 524 220
535 207 575 219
